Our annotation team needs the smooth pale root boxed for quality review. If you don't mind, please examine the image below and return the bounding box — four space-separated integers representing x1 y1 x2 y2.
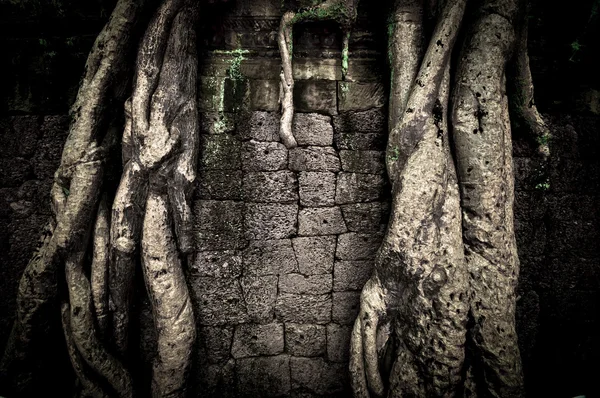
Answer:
91 195 110 338
350 0 469 396
386 0 425 181
141 192 195 398
451 1 525 395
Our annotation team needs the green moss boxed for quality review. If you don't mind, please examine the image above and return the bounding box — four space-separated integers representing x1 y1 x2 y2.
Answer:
387 146 400 162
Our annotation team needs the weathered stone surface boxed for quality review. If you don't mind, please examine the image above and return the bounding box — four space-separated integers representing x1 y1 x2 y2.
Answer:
285 324 326 357
241 276 278 323
191 277 248 326
197 169 243 200
243 171 298 203
293 58 341 81
194 200 246 250
298 207 347 236
340 202 390 232
237 355 291 397
333 132 386 151
339 150 385 174
335 232 383 260
275 293 332 324
338 82 386 112
243 239 298 276
232 323 285 358
332 291 361 325
326 324 352 362
290 357 347 395
294 80 337 115
239 111 280 142
199 134 241 170
279 274 332 295
289 147 341 172
333 108 386 134
249 79 280 111
293 113 334 146
335 172 388 204
245 203 298 240
191 251 242 278
346 59 383 82
200 112 235 134
198 76 226 112
298 172 336 207
242 140 288 171
292 236 337 275
197 326 234 364
333 260 373 291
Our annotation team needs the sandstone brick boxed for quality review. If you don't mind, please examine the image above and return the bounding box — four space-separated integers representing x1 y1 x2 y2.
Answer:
237 355 291 397
285 324 326 357
332 291 361 325
279 274 332 295
194 200 246 251
191 251 242 278
298 172 336 207
338 82 386 112
293 113 334 146
190 277 248 326
239 111 280 142
290 357 347 395
289 147 341 172
333 260 373 291
335 232 383 260
249 79 280 111
340 202 390 233
293 58 341 81
232 323 285 358
200 112 235 134
333 132 386 151
197 326 234 364
327 324 352 362
243 171 298 203
335 172 388 204
298 207 347 236
292 236 337 275
294 80 337 115
339 150 385 174
333 108 386 134
199 134 241 170
197 169 242 200
242 140 288 171
275 293 332 324
241 276 279 324
244 203 298 240
243 239 298 276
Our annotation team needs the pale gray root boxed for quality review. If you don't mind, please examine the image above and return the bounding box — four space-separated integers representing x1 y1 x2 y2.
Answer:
65 247 133 398
508 14 550 159
142 191 196 398
385 0 425 181
91 195 110 338
451 0 525 396
0 1 146 393
61 303 111 398
350 1 468 396
277 0 360 149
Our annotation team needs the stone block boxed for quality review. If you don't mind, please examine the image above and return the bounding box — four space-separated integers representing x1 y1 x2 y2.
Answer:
290 357 347 395
199 134 241 170
243 239 298 276
346 59 383 82
336 233 383 260
194 200 246 251
200 112 235 134
285 324 326 357
244 203 298 240
190 277 248 326
239 111 280 141
293 58 341 81
333 108 386 134
298 207 347 236
275 293 332 324
249 79 280 111
279 274 332 295
196 169 242 200
333 260 373 291
242 140 288 171
195 359 237 398
338 82 386 112
289 147 341 172
232 323 285 358
340 202 390 232
197 326 234 364
294 80 337 115
339 150 385 174
332 291 361 325
292 236 337 275
333 132 386 151
243 171 298 203
198 76 226 112
293 113 334 146
327 324 353 362
335 172 388 204
191 250 242 278
298 172 337 207
237 355 291 397
241 276 279 323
